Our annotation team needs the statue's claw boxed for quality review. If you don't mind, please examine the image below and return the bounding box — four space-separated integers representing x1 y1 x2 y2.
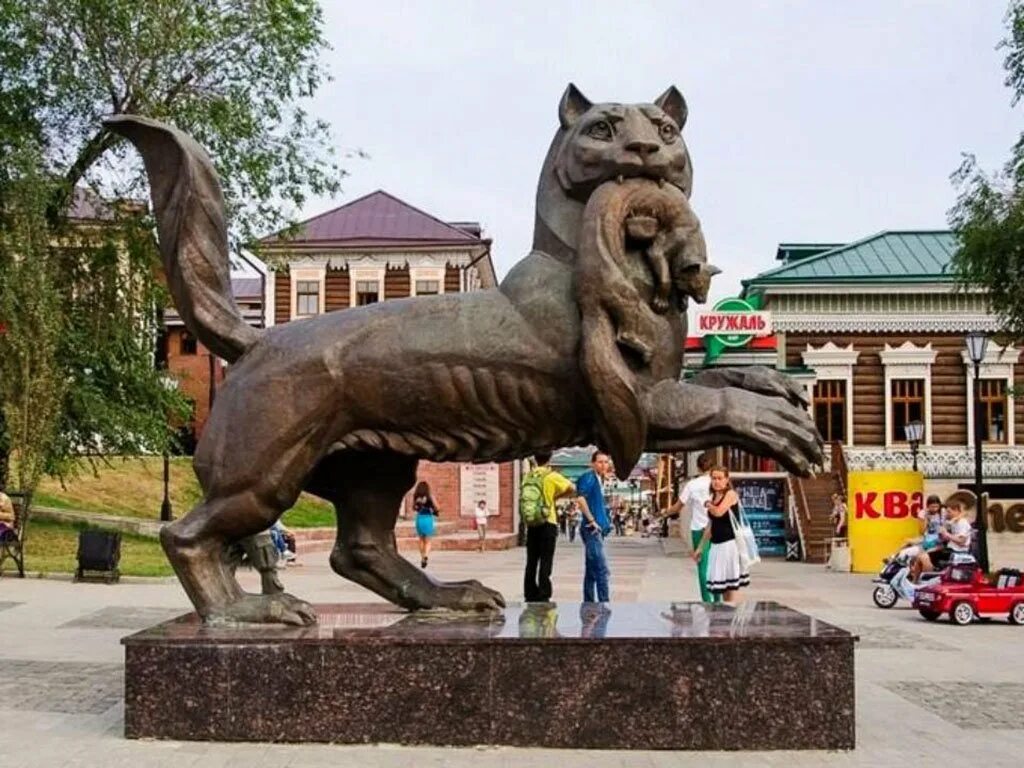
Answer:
643 381 823 477
744 395 824 475
689 366 809 409
206 593 318 627
411 579 506 612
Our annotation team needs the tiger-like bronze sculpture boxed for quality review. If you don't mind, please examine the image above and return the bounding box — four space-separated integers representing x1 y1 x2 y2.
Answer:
106 84 821 626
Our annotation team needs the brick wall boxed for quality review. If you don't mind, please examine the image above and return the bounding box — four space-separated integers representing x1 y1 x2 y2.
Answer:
166 327 225 437
404 460 516 534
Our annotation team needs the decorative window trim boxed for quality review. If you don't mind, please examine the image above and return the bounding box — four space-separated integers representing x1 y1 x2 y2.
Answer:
410 266 446 296
961 344 1020 447
879 342 937 447
349 266 385 307
289 265 325 319
801 342 859 447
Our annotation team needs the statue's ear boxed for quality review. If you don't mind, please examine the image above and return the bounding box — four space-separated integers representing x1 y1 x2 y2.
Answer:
654 86 688 129
559 83 592 129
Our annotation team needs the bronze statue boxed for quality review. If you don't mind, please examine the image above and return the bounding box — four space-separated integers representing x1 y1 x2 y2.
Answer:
106 84 821 626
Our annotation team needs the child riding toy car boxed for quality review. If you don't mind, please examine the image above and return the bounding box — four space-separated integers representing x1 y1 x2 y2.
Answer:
913 566 1024 625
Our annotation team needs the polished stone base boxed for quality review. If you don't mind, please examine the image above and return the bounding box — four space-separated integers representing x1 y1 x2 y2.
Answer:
123 601 855 750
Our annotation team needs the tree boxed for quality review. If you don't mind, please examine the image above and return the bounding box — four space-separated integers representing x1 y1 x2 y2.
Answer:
0 0 346 491
950 2 1024 339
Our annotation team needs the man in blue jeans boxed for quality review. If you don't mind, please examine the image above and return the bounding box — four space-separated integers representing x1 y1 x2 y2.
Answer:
576 450 613 602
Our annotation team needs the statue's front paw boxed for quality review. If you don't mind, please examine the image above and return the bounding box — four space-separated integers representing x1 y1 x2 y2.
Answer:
692 366 809 408
728 390 823 475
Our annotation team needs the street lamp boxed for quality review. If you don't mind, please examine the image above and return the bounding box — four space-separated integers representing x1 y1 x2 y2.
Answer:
158 373 178 523
903 419 924 472
965 330 990 572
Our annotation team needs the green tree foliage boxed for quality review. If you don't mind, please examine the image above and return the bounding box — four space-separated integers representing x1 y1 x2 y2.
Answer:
0 147 71 492
0 0 345 493
950 2 1024 339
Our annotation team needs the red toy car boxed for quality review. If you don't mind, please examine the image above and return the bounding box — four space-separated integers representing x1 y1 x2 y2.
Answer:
913 566 1024 625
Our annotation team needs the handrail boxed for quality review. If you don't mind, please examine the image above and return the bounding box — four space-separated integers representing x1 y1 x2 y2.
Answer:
831 441 849 498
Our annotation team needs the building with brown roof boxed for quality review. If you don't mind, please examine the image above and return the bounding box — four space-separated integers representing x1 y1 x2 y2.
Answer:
250 190 512 543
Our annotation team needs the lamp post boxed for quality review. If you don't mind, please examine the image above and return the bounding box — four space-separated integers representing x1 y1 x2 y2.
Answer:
159 372 178 523
965 330 990 573
903 419 924 472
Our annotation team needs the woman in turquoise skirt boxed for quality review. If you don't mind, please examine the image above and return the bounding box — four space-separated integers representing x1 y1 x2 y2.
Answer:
413 481 440 568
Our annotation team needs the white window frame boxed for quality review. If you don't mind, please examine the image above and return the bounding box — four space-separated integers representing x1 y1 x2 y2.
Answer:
289 265 325 319
802 342 859 447
961 344 1020 447
410 266 446 296
349 266 386 307
879 342 937 447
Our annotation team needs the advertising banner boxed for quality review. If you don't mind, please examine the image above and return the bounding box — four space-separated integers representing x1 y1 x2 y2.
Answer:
847 470 923 573
733 477 787 557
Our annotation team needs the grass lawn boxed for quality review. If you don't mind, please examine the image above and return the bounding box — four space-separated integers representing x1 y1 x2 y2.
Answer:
33 456 335 528
8 518 174 577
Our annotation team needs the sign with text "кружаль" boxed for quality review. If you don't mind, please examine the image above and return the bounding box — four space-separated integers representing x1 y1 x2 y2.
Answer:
694 297 773 348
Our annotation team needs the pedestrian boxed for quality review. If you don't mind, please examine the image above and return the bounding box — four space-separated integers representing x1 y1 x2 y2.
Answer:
567 502 579 543
664 452 718 602
412 480 440 569
520 451 576 602
474 499 489 551
829 492 848 537
692 465 749 604
576 450 614 603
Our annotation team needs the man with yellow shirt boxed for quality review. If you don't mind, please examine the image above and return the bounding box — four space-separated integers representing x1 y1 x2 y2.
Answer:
521 450 577 602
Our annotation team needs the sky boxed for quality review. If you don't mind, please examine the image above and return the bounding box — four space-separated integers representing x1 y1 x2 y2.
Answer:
288 1 1019 310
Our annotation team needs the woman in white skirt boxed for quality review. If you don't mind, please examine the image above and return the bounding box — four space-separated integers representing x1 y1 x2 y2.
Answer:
692 466 749 603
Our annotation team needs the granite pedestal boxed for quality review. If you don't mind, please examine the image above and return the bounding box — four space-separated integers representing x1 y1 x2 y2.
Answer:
123 601 855 750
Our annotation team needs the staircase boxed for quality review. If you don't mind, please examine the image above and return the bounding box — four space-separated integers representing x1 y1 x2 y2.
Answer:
790 441 848 563
794 475 839 563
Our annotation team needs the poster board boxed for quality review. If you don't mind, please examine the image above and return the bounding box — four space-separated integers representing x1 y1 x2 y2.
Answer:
459 463 500 517
733 477 787 557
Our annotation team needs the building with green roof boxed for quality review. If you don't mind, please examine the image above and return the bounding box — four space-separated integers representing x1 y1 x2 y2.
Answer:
739 230 1022 494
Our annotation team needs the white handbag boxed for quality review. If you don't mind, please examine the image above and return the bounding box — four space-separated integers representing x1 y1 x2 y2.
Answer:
730 505 761 569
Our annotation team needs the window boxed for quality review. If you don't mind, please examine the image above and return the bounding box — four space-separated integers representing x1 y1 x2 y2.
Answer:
355 280 379 306
813 380 846 443
296 280 320 316
179 331 197 356
978 378 1008 444
415 280 440 296
890 379 924 441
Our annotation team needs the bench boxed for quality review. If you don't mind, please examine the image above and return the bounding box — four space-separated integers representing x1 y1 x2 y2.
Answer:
0 491 30 578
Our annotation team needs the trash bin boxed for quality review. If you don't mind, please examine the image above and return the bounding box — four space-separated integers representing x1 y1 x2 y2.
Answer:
76 529 122 583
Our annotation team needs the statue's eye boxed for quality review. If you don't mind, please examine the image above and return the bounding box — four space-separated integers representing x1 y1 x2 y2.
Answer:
659 122 678 142
586 120 613 141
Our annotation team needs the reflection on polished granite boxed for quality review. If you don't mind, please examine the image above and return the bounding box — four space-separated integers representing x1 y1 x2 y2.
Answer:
124 601 855 750
124 601 853 643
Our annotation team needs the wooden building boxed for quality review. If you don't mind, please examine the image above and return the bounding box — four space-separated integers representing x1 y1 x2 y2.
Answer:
743 230 1023 497
255 190 516 540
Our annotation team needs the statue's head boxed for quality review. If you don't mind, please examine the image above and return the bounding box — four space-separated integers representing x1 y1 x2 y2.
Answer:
552 84 693 202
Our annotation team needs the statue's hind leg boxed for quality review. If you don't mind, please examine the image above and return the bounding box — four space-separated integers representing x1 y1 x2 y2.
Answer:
161 441 320 626
314 450 505 611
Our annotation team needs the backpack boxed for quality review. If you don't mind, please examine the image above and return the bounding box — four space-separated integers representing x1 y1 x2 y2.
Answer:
519 468 550 528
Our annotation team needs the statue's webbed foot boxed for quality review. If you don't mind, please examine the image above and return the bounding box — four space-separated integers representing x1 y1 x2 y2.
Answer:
206 592 317 627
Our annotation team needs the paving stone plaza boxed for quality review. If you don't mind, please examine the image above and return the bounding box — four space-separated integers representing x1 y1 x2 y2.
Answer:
2 536 1022 767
